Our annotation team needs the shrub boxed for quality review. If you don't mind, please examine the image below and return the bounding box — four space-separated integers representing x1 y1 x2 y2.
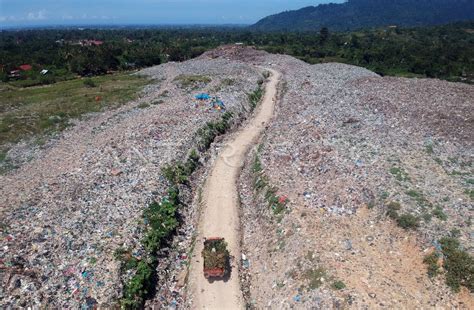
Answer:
332 280 346 290
121 261 154 308
423 252 440 277
162 163 189 185
305 267 326 290
406 189 430 206
174 74 211 89
196 112 233 151
83 78 96 87
137 102 150 109
390 167 410 182
439 237 474 292
396 213 419 230
186 149 200 173
432 206 448 221
221 78 235 87
248 87 263 110
386 201 401 219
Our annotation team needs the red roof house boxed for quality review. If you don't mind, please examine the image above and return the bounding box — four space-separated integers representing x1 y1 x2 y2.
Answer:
19 64 33 71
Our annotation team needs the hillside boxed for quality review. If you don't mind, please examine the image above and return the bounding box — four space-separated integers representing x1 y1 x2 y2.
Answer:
251 0 474 31
1 46 473 308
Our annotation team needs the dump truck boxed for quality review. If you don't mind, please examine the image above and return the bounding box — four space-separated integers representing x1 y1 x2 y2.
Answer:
202 237 230 279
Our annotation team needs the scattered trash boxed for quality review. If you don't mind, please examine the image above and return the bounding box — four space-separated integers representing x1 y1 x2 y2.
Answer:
195 93 211 100
278 195 288 204
344 239 353 251
1 55 263 308
242 253 250 269
110 168 122 176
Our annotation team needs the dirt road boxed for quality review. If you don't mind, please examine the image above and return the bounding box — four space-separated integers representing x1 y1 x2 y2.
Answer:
188 68 281 309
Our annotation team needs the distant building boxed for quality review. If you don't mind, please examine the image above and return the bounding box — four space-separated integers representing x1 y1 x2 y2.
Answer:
78 40 104 47
9 70 20 78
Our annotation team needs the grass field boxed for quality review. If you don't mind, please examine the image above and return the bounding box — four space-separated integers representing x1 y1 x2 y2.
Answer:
0 73 149 152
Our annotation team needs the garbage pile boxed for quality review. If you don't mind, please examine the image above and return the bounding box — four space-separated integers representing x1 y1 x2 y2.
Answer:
194 93 226 111
199 44 267 63
0 56 262 308
234 51 473 308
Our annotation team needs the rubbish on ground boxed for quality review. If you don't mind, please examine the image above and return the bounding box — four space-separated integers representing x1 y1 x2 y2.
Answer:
195 93 211 100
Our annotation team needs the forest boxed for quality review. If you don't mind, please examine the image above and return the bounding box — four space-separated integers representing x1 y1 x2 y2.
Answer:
251 0 474 31
1 22 473 86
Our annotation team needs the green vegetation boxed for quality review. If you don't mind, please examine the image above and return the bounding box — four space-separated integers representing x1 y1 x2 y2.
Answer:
380 191 389 200
423 252 440 278
386 201 401 219
425 143 434 154
304 267 327 290
220 78 236 87
422 212 432 223
151 99 164 105
137 102 150 109
161 149 200 185
248 86 264 111
196 112 233 151
1 22 472 90
406 189 431 207
0 73 148 150
332 280 346 290
83 78 97 88
439 237 474 292
396 214 419 230
450 229 461 238
251 0 474 32
119 186 180 308
119 103 234 307
386 201 419 229
252 152 288 216
390 167 410 182
114 248 140 271
464 189 474 200
121 260 155 308
174 74 211 89
432 206 448 221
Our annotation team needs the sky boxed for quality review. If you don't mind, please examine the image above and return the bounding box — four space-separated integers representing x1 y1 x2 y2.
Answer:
0 0 343 28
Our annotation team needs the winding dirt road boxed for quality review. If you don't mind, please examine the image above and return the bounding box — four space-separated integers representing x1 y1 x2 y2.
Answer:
188 68 281 309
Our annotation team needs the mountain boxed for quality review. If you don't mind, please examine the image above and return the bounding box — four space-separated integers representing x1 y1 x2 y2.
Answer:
251 0 474 31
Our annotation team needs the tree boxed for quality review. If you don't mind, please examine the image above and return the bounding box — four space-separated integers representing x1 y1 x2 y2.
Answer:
320 27 330 43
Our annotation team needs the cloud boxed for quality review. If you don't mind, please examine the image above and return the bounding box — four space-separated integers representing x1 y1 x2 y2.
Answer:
26 10 47 20
0 15 20 22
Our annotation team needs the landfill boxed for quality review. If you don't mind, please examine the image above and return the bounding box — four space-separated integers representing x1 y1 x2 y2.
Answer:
1 45 473 308
230 49 473 308
0 56 262 308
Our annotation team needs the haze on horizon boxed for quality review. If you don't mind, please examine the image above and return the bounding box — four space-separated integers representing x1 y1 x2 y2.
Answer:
0 0 344 28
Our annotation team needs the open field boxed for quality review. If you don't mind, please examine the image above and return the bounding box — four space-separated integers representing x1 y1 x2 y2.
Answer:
0 73 149 152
